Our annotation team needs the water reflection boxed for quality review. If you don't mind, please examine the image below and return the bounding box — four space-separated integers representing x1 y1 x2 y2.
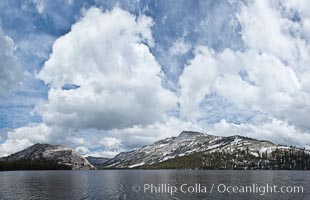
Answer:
0 170 308 200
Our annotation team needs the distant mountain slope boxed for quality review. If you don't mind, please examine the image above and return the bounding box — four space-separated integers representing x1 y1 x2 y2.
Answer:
0 144 94 170
143 146 310 170
85 156 110 166
105 131 310 169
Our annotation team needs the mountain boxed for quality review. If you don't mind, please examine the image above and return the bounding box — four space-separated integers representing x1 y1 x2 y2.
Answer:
104 131 310 169
2 132 309 171
85 156 110 166
144 145 310 170
0 143 95 170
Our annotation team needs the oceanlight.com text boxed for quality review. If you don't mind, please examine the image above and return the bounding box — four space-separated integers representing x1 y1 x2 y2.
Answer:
132 183 304 196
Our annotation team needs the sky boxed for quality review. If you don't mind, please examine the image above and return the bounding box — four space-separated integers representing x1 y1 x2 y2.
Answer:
0 0 310 157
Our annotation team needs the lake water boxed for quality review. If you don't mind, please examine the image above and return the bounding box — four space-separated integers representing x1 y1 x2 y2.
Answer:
0 170 309 199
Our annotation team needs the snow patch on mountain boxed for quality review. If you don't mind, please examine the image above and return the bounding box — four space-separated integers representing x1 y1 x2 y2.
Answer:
105 131 302 168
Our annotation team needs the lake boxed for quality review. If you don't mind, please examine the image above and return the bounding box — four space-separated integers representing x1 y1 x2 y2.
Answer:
0 170 309 199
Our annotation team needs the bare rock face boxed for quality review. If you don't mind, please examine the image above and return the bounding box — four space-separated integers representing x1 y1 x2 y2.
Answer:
105 131 301 168
0 143 95 170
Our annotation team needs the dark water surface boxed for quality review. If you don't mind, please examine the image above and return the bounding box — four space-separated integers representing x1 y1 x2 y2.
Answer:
0 170 309 199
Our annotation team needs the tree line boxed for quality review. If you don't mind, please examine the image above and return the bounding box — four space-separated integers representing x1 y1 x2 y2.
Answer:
142 147 310 170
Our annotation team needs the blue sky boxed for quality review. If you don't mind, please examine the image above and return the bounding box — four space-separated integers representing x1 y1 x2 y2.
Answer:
1 0 310 157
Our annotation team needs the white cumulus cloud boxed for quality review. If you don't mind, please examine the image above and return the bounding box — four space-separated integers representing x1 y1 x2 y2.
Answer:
179 0 310 142
37 7 177 131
